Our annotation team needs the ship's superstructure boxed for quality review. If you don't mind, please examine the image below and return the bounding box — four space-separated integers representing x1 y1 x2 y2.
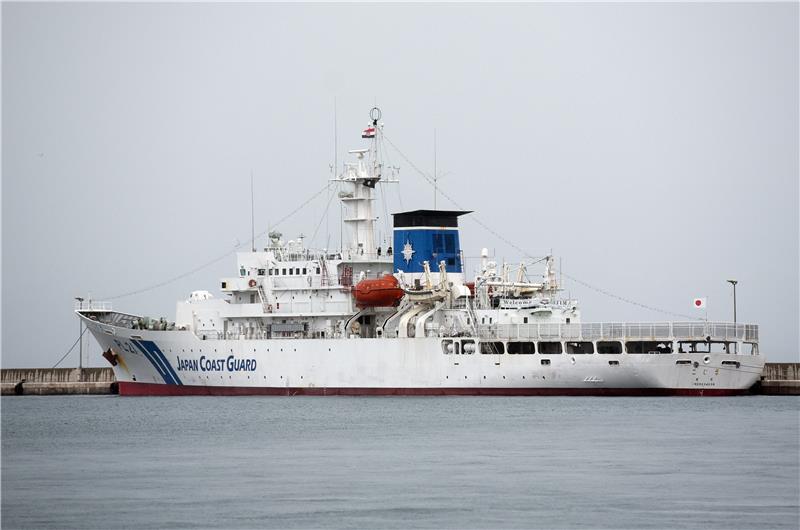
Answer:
76 109 765 395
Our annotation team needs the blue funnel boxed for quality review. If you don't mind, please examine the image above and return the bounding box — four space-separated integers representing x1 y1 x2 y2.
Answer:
392 210 470 273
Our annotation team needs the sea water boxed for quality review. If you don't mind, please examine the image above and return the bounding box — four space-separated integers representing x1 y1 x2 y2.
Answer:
2 396 798 529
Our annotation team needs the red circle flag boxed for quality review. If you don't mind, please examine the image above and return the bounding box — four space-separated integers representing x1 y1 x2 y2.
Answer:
693 298 706 309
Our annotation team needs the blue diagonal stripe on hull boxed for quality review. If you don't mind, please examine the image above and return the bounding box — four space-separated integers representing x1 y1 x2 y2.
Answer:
132 340 176 385
140 340 183 385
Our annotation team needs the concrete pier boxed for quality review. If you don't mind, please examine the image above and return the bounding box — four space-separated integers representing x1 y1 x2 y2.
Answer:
1 368 117 395
756 363 800 395
1 364 798 396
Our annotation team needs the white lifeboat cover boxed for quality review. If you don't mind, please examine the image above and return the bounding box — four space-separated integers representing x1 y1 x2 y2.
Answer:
188 290 214 302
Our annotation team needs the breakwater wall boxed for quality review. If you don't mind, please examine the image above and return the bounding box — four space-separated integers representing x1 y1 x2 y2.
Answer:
2 364 798 396
1 368 117 395
758 363 800 395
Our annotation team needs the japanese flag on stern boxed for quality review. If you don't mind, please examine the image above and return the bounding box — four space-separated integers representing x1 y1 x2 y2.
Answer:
693 298 707 309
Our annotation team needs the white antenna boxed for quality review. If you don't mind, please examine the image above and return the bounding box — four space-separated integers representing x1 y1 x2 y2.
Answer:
334 97 338 177
329 97 337 253
433 128 437 210
250 170 255 252
336 99 343 253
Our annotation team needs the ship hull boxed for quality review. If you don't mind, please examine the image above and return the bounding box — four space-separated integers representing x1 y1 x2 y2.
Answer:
81 314 765 397
118 381 751 397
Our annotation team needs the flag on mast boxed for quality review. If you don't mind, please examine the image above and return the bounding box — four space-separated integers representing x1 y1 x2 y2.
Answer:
362 126 376 138
693 298 707 309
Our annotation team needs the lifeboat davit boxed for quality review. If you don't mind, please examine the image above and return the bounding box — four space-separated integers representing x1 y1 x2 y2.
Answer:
353 274 404 308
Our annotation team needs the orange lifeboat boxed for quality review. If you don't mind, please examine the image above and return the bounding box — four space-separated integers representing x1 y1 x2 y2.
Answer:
353 274 404 308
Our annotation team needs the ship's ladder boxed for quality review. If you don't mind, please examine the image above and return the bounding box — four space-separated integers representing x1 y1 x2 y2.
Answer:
319 255 330 287
465 297 479 337
256 283 272 313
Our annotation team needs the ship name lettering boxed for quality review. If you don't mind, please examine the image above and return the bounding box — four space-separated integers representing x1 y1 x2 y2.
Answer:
226 355 257 372
192 356 225 372
174 355 256 372
176 356 198 372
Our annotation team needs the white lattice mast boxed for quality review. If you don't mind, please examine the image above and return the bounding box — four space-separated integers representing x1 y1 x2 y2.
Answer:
339 107 383 257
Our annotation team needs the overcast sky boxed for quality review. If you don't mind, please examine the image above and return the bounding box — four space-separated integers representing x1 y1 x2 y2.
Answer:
3 2 798 367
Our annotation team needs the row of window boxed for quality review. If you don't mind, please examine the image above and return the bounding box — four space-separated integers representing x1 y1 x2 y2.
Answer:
442 339 758 355
265 267 321 277
480 316 568 325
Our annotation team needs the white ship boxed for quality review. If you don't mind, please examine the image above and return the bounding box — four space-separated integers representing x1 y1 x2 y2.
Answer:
77 109 764 396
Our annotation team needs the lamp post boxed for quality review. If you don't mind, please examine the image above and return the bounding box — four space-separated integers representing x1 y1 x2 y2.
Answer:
726 280 738 324
75 297 84 379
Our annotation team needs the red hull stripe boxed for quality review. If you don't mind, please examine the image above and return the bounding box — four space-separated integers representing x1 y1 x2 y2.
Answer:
118 382 749 397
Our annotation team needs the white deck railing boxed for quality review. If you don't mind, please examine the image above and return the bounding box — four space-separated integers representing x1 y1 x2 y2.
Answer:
474 322 758 343
74 300 113 311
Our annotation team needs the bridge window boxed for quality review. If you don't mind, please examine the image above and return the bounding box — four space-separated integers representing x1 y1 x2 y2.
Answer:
627 341 672 354
745 342 758 354
566 341 594 354
316 267 321 274
480 341 504 354
282 268 287 275
597 341 622 354
678 341 734 354
538 342 562 354
289 268 294 275
302 268 307 275
711 342 733 353
507 341 535 354
257 268 265 276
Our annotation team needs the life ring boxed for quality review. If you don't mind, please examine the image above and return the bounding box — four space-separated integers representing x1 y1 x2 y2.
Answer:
248 279 257 288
